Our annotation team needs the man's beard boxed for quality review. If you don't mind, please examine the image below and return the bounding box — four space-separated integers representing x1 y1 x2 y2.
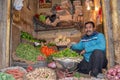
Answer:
86 31 92 36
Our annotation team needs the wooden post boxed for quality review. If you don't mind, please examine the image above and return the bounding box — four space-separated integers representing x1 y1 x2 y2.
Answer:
0 0 11 68
101 0 115 67
110 0 120 64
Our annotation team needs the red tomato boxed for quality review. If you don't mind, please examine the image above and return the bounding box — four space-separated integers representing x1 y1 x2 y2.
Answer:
27 66 33 72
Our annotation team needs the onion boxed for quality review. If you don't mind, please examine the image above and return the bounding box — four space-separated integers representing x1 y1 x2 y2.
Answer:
48 62 56 68
111 70 117 76
115 65 120 69
106 74 112 79
106 65 120 80
113 76 119 80
108 68 114 74
117 68 120 73
117 73 120 78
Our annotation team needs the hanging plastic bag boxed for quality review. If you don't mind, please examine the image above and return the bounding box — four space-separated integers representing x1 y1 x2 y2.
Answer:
13 0 24 10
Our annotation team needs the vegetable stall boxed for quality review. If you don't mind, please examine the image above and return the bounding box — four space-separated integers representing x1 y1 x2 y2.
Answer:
1 0 120 80
2 31 120 80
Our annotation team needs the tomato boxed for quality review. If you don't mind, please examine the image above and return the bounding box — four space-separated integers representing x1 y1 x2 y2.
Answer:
27 66 33 72
40 46 56 57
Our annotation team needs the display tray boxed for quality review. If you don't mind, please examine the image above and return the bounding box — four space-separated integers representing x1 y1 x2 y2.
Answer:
12 52 47 69
33 16 82 32
53 57 83 72
12 61 47 69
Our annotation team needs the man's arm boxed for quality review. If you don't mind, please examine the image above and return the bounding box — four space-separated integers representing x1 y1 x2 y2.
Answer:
71 41 84 50
85 33 106 53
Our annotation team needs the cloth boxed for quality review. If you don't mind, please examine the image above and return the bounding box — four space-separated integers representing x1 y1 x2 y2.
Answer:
71 31 106 62
49 14 57 23
77 49 108 77
14 0 24 10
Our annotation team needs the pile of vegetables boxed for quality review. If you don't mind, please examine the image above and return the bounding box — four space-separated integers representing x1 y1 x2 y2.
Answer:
25 67 56 80
21 31 34 42
41 46 56 57
16 43 42 62
54 35 70 46
5 69 25 80
106 65 120 80
51 48 82 58
21 31 46 43
0 72 15 80
47 48 83 63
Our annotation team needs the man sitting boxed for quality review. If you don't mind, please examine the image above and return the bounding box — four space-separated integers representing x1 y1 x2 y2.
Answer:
70 21 108 77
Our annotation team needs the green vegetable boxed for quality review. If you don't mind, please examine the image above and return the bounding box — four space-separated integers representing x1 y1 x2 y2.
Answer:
47 48 83 63
51 48 83 58
21 31 46 43
21 31 34 41
38 39 46 43
47 42 56 46
74 72 81 78
39 15 46 22
0 72 15 80
16 43 41 62
46 55 53 63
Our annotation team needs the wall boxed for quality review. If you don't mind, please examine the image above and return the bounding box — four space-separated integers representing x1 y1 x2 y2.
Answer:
37 0 61 13
33 28 82 43
12 0 37 53
12 0 37 33
35 0 82 42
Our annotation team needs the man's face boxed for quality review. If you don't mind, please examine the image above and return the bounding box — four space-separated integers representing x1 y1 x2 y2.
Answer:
85 23 94 36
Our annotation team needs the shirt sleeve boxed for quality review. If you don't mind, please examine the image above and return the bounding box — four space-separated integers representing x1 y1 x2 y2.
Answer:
71 41 84 50
85 33 106 53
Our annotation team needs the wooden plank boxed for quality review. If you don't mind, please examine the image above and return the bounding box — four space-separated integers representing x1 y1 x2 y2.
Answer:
111 0 120 41
0 24 3 68
102 0 115 68
0 0 6 68
6 0 11 67
111 0 120 64
0 0 11 68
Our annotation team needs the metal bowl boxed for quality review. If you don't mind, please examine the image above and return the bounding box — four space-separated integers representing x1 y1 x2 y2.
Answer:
54 58 82 72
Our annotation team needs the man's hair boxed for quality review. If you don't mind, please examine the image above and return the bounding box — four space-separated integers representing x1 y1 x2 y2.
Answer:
85 21 95 28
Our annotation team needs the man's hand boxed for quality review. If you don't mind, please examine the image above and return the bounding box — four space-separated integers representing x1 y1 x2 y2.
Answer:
67 42 76 48
80 50 86 55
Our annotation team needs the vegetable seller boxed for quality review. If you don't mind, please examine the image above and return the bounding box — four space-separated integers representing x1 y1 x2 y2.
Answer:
70 21 108 77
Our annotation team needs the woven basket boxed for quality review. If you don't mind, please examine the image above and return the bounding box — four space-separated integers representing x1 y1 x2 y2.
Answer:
0 66 27 73
0 66 27 80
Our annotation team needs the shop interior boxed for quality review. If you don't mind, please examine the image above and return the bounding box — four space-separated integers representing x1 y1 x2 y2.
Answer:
1 0 119 80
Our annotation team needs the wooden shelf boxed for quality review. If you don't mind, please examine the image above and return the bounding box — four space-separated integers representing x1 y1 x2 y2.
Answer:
33 17 83 32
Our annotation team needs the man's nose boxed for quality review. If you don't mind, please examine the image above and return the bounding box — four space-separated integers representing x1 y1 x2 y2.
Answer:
86 28 89 31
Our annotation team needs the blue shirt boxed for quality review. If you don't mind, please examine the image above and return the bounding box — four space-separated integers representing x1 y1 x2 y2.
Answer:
71 32 106 62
